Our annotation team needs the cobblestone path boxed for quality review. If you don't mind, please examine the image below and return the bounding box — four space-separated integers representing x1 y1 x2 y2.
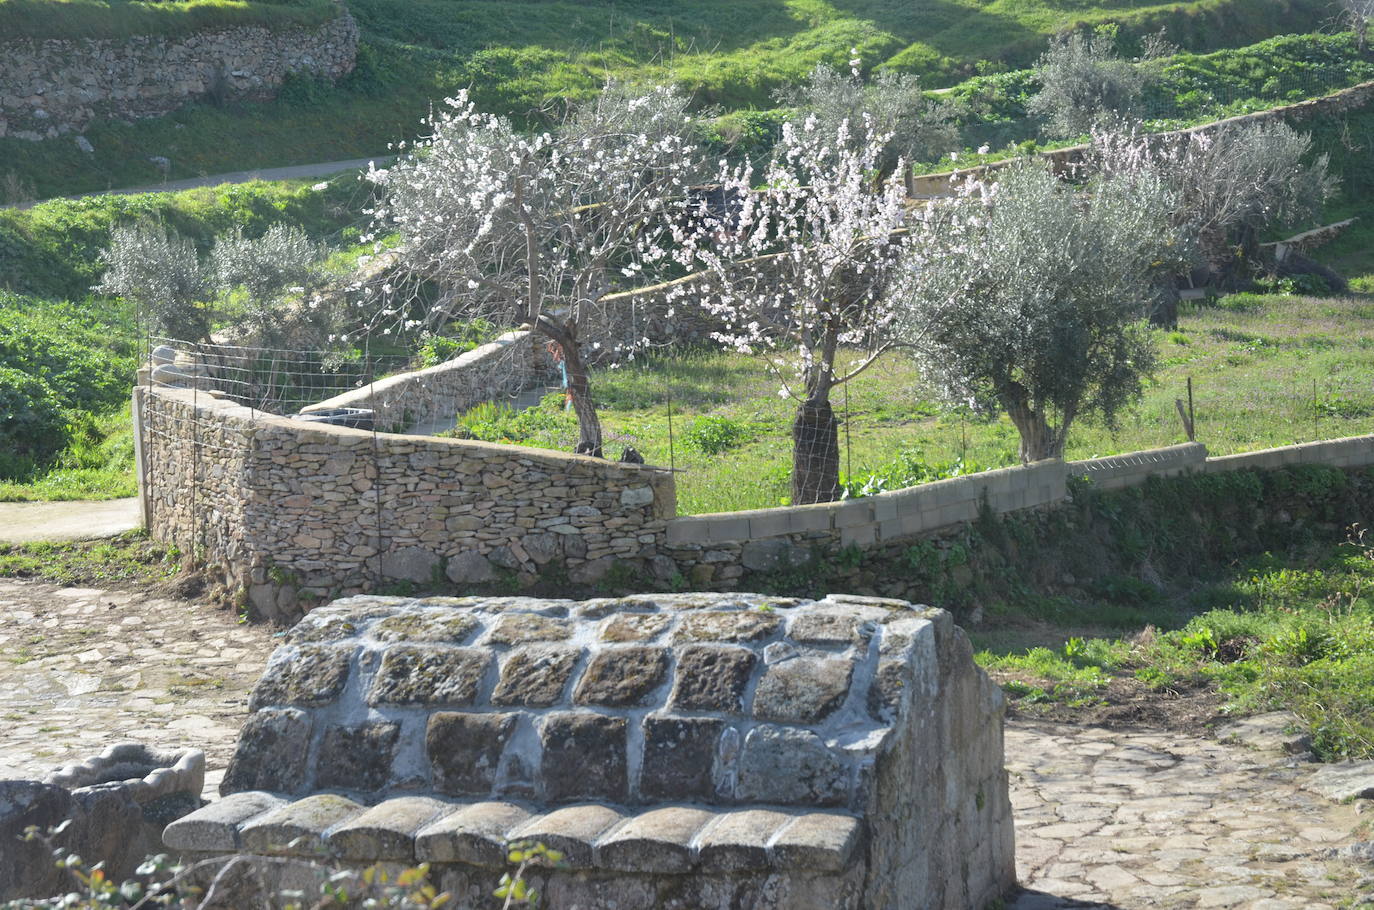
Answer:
0 578 273 797
1007 722 1369 909
0 578 1369 907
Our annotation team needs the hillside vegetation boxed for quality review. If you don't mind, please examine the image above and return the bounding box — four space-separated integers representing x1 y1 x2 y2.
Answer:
0 0 336 40
0 0 1344 200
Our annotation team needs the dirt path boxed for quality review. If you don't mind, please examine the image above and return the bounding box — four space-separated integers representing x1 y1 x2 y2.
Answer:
0 498 140 543
7 156 393 210
0 577 1370 906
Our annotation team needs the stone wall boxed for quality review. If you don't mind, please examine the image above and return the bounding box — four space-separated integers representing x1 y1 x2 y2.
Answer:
139 385 675 622
910 78 1374 198
0 11 357 141
164 592 1015 909
302 330 554 433
137 383 1374 618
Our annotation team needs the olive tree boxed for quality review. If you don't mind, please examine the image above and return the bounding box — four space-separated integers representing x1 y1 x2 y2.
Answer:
362 83 708 456
891 161 1181 463
1028 28 1146 138
672 115 912 503
212 223 325 339
776 53 960 183
96 220 212 344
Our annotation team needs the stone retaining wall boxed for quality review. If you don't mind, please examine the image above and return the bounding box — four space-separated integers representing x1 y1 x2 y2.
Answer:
137 382 1374 616
301 330 553 432
139 385 675 623
0 11 357 141
910 78 1374 197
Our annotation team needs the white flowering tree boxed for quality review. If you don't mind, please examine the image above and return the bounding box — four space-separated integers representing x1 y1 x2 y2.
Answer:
1094 122 1333 301
364 83 707 455
891 161 1180 463
673 116 912 503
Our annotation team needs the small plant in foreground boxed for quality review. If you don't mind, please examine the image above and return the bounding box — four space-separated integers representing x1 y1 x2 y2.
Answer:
495 841 565 908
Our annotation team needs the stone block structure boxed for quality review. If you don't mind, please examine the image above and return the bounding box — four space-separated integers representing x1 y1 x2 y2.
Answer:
0 12 357 141
0 744 204 900
164 592 1014 908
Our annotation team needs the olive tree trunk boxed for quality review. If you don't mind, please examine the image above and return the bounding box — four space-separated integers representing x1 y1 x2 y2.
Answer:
1001 384 1072 463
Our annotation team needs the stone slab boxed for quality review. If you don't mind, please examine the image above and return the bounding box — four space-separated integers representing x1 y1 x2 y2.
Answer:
416 801 534 867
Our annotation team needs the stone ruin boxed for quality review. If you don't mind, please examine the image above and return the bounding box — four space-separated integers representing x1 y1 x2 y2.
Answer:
164 592 1014 908
0 744 205 899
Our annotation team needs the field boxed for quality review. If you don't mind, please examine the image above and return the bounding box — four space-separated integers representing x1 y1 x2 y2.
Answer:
437 289 1374 514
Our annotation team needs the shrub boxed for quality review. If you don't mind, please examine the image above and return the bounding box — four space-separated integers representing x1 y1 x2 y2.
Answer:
0 368 66 478
1028 26 1148 138
683 415 754 455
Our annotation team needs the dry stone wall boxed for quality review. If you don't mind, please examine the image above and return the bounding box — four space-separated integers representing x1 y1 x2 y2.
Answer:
0 11 357 141
911 78 1374 198
137 382 1374 618
139 385 675 623
302 330 553 432
164 592 1015 909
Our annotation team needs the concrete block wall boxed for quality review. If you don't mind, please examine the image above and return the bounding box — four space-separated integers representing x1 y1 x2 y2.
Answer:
1068 442 1208 491
1205 434 1374 474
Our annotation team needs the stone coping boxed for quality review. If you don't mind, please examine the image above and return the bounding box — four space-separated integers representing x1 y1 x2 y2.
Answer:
164 791 862 873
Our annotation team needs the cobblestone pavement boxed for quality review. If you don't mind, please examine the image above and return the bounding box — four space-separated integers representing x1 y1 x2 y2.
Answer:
0 578 273 797
0 578 1369 907
1006 721 1370 909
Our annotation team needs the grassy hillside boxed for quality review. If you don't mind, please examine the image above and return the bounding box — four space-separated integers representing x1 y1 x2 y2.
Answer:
0 174 373 300
0 0 1342 200
0 0 336 40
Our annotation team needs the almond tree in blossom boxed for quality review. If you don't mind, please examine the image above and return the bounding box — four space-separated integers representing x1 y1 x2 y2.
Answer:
673 115 914 504
363 83 707 455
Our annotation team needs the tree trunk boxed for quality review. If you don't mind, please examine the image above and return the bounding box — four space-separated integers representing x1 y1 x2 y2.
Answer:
792 395 841 504
1000 385 1068 463
1150 276 1180 328
560 339 603 457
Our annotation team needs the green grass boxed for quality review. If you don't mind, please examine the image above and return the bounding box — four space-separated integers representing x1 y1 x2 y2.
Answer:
976 532 1374 759
0 409 136 501
0 531 181 586
0 0 1341 199
0 0 336 40
458 290 1374 514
